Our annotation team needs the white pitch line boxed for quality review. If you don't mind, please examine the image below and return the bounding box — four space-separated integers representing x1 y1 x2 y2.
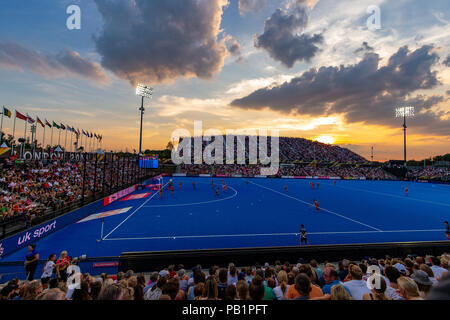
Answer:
143 186 238 208
249 180 382 232
328 182 450 207
102 182 169 240
102 229 446 241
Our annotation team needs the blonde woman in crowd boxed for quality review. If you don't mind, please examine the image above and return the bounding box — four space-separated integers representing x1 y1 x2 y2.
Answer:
397 276 424 300
330 285 352 300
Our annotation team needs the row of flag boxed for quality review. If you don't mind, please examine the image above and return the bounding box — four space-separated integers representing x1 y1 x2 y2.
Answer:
2 107 102 141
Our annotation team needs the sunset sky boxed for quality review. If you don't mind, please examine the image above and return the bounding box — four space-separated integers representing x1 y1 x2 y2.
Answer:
0 0 449 161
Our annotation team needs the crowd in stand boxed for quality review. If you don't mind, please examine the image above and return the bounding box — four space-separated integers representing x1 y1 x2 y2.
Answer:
0 156 145 225
179 136 366 163
1 248 448 300
180 164 394 180
407 167 450 181
279 137 366 162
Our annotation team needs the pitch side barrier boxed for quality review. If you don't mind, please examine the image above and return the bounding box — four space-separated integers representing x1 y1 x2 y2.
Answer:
119 241 450 273
0 183 144 259
0 256 120 283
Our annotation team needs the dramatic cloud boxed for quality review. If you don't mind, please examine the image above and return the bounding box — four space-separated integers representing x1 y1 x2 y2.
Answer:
238 0 266 15
226 36 242 56
93 0 229 86
232 45 450 135
354 42 374 54
444 54 450 66
254 0 323 68
0 41 108 83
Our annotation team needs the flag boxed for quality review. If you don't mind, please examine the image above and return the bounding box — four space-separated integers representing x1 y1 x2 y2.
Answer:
45 119 52 128
60 123 66 130
2 107 12 118
76 128 80 135
90 132 93 138
26 115 35 124
52 121 60 129
82 130 88 136
94 133 98 139
37 117 45 128
15 110 27 121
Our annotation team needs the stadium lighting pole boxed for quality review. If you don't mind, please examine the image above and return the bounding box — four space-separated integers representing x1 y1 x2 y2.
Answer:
135 84 153 155
395 106 415 167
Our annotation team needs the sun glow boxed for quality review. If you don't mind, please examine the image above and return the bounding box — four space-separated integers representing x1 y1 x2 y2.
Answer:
316 135 336 144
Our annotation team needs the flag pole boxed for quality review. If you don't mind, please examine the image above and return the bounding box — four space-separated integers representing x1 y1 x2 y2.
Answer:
12 111 16 155
22 117 28 159
50 126 53 150
0 107 4 133
42 125 46 159
34 117 38 158
64 127 68 157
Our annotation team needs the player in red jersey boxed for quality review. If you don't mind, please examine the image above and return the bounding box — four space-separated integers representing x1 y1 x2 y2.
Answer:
179 182 183 190
445 221 449 240
310 182 314 189
334 180 337 186
284 185 288 192
192 181 196 190
313 200 320 211
216 188 220 196
405 187 408 197
159 188 163 199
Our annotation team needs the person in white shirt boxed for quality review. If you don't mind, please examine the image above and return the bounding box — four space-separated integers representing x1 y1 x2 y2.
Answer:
343 265 371 300
41 253 57 289
430 257 448 280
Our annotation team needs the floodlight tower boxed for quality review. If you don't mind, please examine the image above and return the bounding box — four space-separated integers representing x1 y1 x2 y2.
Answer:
135 84 153 155
395 106 415 166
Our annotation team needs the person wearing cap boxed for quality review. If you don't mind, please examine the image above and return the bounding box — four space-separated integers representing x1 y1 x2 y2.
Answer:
178 269 188 293
393 262 407 276
159 269 169 278
411 270 433 298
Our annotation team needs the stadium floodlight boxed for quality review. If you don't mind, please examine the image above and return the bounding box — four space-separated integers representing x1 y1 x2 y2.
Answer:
135 84 153 155
395 106 415 166
136 84 153 98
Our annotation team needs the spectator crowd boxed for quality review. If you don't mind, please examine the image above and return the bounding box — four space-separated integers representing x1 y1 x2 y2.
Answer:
0 155 146 225
407 167 450 182
1 249 448 301
180 164 394 180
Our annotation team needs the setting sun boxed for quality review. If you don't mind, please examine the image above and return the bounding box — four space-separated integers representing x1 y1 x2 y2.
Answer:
316 135 336 144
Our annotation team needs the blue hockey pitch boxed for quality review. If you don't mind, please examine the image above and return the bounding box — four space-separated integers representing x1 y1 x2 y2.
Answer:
2 177 450 262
